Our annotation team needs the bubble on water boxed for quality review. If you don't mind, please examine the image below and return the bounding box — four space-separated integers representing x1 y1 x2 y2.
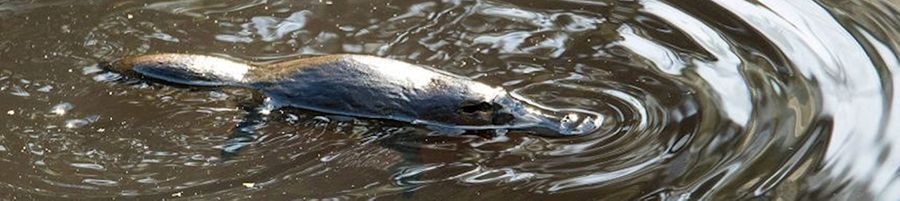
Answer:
36 85 53 92
50 102 74 115
462 168 534 184
60 24 71 33
92 72 122 82
320 153 341 162
313 116 331 122
83 178 119 186
81 64 104 75
10 86 29 97
285 113 300 123
70 163 106 171
136 177 159 184
342 44 363 52
215 34 253 43
149 32 180 42
26 143 44 155
64 115 100 129
65 119 90 128
207 91 229 101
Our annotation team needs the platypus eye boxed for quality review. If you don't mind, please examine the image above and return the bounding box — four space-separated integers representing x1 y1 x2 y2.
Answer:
460 101 494 113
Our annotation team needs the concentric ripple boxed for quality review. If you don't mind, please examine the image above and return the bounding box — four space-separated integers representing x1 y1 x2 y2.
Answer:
0 0 898 200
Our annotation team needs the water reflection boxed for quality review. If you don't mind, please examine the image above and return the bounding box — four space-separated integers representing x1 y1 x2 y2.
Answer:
0 0 898 200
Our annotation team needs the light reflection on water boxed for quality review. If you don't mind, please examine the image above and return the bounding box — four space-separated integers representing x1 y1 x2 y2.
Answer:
0 0 898 200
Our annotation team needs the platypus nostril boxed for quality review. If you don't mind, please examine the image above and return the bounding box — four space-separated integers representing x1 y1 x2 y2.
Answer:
460 101 493 113
492 113 515 124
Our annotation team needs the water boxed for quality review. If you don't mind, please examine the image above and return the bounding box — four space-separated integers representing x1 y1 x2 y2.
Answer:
0 0 898 200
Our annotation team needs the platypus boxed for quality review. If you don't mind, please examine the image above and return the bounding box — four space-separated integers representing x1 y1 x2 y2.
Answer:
104 53 601 136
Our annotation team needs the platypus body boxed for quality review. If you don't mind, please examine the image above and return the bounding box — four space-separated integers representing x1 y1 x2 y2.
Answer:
106 54 600 136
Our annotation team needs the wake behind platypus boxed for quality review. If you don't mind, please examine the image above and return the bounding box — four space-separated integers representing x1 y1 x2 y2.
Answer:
104 53 601 136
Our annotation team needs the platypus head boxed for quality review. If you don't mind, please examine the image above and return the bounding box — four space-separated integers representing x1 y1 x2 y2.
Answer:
490 93 603 136
421 81 601 136
101 53 601 136
319 55 601 136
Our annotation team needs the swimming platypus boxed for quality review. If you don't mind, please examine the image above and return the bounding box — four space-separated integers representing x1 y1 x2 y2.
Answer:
104 53 601 136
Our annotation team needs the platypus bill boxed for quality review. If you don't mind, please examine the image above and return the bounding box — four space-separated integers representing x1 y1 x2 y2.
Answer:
105 53 602 136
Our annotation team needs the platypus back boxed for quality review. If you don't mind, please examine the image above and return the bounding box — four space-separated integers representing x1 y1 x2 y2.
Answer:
106 54 253 87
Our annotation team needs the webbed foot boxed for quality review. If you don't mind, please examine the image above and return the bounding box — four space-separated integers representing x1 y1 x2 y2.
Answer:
220 97 278 159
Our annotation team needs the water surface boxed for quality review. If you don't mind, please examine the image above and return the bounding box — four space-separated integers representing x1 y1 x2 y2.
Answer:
0 0 899 200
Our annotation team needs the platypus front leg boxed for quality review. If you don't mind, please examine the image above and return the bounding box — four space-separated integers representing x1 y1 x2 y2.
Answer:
220 97 279 159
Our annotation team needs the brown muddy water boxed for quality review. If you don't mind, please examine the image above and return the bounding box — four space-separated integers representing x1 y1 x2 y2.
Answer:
1 0 899 200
